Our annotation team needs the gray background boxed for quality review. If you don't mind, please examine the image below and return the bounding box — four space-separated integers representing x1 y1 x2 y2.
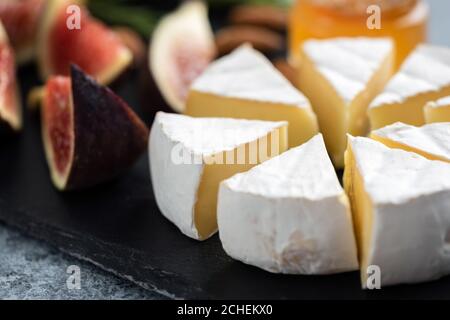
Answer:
428 0 450 46
0 0 449 300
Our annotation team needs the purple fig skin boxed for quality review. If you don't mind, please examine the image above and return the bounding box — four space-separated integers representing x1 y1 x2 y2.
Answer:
60 64 149 190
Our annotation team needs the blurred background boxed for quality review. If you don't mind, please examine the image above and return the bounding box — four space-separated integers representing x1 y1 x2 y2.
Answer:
85 0 449 116
86 0 449 46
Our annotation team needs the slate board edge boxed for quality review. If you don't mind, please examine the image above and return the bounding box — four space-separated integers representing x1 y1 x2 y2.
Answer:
0 201 207 300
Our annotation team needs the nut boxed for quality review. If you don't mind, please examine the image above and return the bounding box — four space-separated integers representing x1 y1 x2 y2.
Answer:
215 26 284 56
228 5 288 31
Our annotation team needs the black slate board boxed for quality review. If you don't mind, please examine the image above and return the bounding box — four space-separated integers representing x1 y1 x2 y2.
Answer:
1 65 450 300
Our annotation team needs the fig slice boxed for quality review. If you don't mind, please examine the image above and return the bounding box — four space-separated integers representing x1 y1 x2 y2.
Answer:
150 1 216 113
38 0 132 85
0 0 45 64
0 21 22 132
41 64 149 190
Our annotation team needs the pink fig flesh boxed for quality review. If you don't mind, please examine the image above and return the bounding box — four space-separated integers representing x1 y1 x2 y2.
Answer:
42 64 149 190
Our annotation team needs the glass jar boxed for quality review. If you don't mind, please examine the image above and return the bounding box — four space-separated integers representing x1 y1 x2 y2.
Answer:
289 0 429 68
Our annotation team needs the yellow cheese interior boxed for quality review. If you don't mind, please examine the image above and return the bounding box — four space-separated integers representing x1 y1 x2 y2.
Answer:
370 134 450 163
193 125 288 240
343 144 374 285
185 91 318 148
298 51 393 168
369 87 450 130
424 105 450 124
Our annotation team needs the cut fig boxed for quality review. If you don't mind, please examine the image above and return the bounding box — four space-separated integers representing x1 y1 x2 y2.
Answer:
113 27 146 69
0 0 45 64
150 1 216 113
41 64 149 190
38 0 132 85
0 21 22 132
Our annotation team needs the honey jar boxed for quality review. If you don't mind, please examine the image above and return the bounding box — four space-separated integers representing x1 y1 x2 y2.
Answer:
289 0 429 67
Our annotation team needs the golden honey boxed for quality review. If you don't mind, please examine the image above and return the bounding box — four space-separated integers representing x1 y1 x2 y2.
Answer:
289 0 429 67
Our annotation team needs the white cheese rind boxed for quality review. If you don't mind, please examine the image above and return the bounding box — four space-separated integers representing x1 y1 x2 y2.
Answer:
149 112 287 240
371 122 450 162
218 134 358 274
370 45 450 109
223 134 344 199
149 113 203 239
302 37 394 103
349 136 450 287
191 45 312 108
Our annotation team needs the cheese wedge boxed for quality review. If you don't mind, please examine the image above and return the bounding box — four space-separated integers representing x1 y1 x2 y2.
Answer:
149 112 288 240
424 96 450 124
344 136 450 288
218 134 358 274
185 45 318 148
371 122 450 163
369 44 450 130
298 37 394 168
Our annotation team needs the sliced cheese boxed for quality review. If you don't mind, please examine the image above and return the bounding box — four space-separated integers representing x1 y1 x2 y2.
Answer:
344 136 450 288
185 45 318 148
218 134 358 274
149 112 288 240
424 96 450 124
298 37 394 168
371 122 450 163
369 44 450 129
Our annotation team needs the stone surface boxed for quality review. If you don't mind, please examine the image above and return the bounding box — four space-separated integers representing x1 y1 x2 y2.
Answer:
0 225 163 299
